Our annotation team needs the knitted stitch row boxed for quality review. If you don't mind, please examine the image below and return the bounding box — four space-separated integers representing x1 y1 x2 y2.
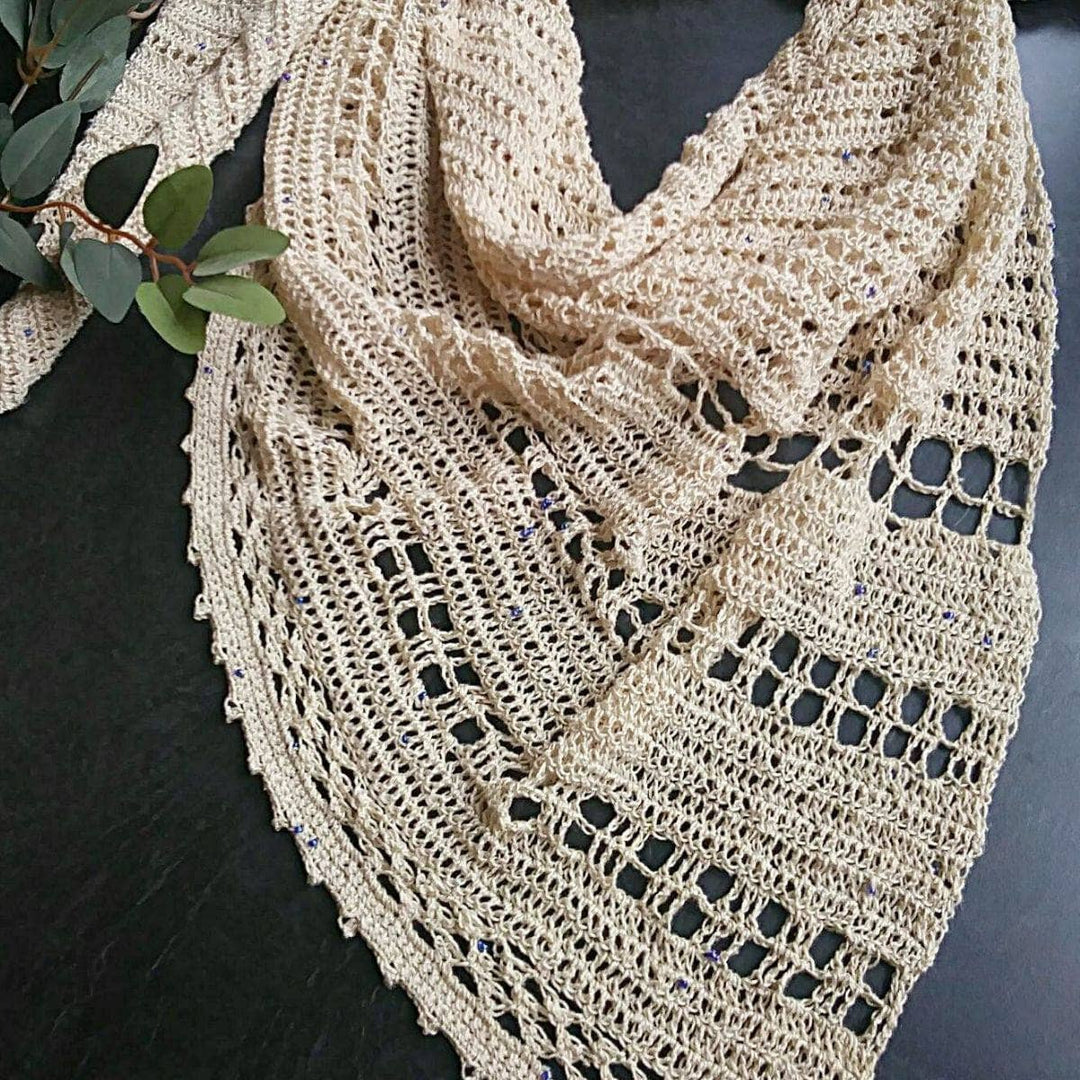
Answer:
0 3 1056 1077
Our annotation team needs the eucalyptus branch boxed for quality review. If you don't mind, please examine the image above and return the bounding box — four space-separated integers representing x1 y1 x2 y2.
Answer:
19 7 59 94
127 0 164 21
7 78 30 114
8 1 141 120
0 7 288 350
11 48 48 110
11 26 61 115
0 197 195 281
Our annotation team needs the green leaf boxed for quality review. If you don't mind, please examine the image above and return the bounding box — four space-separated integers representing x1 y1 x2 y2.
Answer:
59 222 79 292
0 213 59 288
59 232 84 294
29 0 53 48
193 225 290 277
59 14 128 111
0 101 81 200
0 104 13 155
72 236 141 322
50 0 130 43
142 163 212 249
135 275 207 354
0 0 28 48
182 274 286 326
84 143 158 228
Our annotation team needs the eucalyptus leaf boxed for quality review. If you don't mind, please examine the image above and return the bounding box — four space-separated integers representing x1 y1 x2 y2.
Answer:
29 0 53 48
182 274 286 326
0 104 13 156
142 163 212 248
59 219 76 248
41 33 76 68
60 41 125 110
193 225 290 277
0 108 13 157
0 0 28 49
59 15 128 111
0 213 60 289
59 233 84 294
72 236 141 322
50 0 131 43
84 143 158 228
0 101 81 200
135 275 207 354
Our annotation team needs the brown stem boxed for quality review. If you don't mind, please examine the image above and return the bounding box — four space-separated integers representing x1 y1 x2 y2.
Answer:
12 49 53 117
0 198 195 282
16 0 97 108
128 0 165 21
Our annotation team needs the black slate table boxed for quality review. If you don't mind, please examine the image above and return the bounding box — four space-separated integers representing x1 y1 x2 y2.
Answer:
2 3 1078 1078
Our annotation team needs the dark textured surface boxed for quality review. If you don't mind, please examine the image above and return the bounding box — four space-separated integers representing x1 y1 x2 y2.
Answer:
1 4 1077 1078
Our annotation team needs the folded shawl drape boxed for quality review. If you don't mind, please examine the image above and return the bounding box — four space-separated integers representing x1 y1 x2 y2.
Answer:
0 2 1056 1077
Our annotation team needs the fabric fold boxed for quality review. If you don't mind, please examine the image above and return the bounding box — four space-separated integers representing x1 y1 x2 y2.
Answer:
2 2 1057 1078
424 0 1012 442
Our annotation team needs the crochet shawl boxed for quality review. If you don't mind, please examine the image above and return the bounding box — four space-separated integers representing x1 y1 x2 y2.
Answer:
0 2 1057 1077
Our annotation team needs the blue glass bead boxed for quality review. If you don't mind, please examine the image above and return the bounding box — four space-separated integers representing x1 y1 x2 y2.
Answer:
854 582 867 597
865 881 877 897
476 939 488 953
705 948 721 963
518 525 536 540
197 42 206 51
943 609 955 621
291 739 299 750
233 668 244 678
202 366 213 375
867 647 879 660
510 605 523 619
281 72 292 81
292 824 303 834
557 521 569 532
862 357 873 374
307 837 319 849
866 285 877 298
418 690 428 702
295 596 309 605
675 978 690 990
23 328 33 338
541 1072 552 1080
400 733 410 746
981 632 993 648
539 496 554 510
842 150 853 162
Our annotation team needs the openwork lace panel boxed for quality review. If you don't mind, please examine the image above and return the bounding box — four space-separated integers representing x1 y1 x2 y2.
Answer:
0 2 1056 1077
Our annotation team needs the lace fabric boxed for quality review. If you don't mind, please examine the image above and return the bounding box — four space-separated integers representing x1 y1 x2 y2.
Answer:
0 2 1056 1077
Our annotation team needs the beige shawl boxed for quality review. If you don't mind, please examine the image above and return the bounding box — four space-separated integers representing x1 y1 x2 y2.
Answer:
0 2 1056 1077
